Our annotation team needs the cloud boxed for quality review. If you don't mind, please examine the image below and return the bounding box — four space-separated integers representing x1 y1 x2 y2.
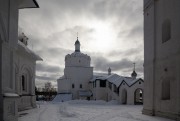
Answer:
19 0 144 87
107 47 142 58
91 55 143 76
36 63 61 73
36 75 55 81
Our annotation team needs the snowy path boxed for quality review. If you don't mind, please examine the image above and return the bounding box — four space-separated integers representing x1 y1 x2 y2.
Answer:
19 100 174 121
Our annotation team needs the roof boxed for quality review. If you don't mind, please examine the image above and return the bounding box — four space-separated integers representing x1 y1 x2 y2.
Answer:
18 0 39 9
17 41 42 61
90 73 143 87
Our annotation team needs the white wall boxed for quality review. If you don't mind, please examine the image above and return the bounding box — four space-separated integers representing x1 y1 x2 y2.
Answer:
93 80 108 101
65 54 90 67
14 44 37 111
143 0 180 120
0 0 19 120
57 78 71 93
59 66 93 99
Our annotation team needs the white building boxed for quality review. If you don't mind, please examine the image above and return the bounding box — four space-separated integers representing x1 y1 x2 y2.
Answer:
58 37 93 99
0 1 40 121
57 38 144 104
16 33 42 111
143 0 180 120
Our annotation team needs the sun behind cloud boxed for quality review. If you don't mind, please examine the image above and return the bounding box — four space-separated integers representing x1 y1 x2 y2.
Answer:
86 20 116 53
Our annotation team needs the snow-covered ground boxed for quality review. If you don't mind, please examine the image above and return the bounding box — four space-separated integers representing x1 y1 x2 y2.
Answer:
19 100 174 121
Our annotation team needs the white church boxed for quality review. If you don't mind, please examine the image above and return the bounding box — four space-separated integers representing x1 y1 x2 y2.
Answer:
57 37 144 105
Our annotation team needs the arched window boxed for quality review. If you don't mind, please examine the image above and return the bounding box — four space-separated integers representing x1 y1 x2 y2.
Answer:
162 80 170 100
22 75 26 91
162 19 171 43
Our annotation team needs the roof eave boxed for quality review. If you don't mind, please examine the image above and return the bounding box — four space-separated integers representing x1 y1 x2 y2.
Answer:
18 0 39 9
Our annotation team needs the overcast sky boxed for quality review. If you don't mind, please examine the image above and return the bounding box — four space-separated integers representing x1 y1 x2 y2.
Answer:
19 0 144 88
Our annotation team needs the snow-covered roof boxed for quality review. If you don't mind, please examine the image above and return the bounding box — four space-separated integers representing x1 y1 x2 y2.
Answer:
18 41 42 61
91 73 143 87
107 74 125 87
123 77 143 87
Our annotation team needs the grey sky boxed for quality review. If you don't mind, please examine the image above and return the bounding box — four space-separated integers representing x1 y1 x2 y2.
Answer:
19 0 143 88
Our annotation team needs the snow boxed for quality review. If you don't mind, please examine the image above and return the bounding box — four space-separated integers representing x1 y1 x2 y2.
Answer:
3 93 19 97
52 93 72 102
19 100 174 121
18 40 42 61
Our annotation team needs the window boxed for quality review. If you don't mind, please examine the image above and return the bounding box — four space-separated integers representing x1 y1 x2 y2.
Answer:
80 84 82 88
22 75 25 91
117 86 120 95
162 80 170 100
95 81 96 87
162 19 171 43
100 80 106 87
72 84 75 88
139 82 141 84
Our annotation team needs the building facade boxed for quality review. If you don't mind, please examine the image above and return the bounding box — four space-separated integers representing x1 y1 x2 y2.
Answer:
57 38 144 104
16 34 42 111
0 0 39 121
143 0 180 120
90 72 144 105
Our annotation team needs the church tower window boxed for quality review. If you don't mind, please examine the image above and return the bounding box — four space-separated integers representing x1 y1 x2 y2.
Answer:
72 84 75 88
162 19 171 43
162 79 170 100
80 84 82 88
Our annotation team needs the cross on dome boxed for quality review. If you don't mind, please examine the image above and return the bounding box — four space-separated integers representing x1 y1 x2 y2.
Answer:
131 62 137 79
133 63 136 71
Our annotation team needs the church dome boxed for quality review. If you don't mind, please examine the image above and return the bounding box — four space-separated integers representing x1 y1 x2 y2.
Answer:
65 37 91 67
131 71 137 79
75 39 80 45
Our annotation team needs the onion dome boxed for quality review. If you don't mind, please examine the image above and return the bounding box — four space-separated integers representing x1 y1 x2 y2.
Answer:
75 37 80 52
